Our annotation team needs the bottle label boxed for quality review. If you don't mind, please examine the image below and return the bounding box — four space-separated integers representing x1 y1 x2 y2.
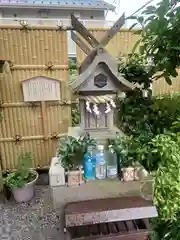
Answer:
96 154 105 164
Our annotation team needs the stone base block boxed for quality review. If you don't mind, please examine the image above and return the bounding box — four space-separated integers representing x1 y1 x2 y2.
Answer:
51 179 141 210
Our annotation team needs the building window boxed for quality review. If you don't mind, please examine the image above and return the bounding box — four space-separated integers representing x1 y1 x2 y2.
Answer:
39 9 49 18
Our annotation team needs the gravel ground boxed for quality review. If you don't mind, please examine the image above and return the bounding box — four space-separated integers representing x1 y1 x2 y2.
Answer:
0 186 61 240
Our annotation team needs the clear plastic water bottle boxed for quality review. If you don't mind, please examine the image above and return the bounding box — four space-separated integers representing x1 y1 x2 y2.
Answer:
106 146 117 179
96 145 106 180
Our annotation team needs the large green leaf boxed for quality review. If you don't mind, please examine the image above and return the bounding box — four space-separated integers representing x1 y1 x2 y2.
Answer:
142 5 156 14
129 23 138 31
132 39 142 53
164 74 172 85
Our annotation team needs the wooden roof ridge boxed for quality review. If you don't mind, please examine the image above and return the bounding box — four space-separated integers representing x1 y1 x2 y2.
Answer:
70 50 138 92
21 75 62 82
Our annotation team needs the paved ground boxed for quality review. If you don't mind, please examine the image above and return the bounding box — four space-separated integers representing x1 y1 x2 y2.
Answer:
0 186 61 240
0 179 146 240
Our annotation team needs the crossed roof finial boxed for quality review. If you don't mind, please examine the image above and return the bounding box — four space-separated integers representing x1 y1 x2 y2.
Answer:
70 13 125 73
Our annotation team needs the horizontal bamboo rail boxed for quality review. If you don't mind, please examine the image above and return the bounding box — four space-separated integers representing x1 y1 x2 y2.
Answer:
11 64 69 70
0 101 78 108
0 134 67 143
0 24 141 32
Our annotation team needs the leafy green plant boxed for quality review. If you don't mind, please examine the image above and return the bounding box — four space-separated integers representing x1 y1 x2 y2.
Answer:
148 133 180 239
118 53 151 89
4 152 35 189
138 134 170 172
71 104 80 126
58 134 97 170
151 214 180 240
117 93 180 140
129 0 180 83
68 57 80 125
151 134 180 221
108 135 137 168
171 116 180 131
58 136 81 170
79 132 97 154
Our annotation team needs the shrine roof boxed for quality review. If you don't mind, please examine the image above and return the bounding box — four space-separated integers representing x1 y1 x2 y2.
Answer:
0 0 115 10
71 48 139 93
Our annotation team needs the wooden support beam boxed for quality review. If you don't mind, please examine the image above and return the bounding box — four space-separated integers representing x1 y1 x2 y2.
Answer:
71 31 91 55
100 13 126 47
78 48 97 74
71 14 99 48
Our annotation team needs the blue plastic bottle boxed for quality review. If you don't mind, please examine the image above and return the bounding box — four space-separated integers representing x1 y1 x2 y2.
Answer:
83 146 95 180
91 147 97 178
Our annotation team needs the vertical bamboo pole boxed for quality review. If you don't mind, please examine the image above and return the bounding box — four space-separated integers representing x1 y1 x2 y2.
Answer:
0 160 3 191
41 101 48 140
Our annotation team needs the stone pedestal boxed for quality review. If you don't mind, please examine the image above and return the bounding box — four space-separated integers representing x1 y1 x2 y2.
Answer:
68 126 124 145
50 178 142 239
51 179 141 209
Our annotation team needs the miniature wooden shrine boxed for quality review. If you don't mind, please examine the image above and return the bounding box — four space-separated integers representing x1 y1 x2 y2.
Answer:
64 196 158 240
70 14 139 142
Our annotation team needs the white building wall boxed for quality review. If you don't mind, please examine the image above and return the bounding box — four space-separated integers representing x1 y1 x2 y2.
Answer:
0 7 108 56
1 8 105 20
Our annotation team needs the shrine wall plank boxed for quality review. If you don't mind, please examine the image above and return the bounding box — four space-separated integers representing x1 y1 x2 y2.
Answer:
0 25 70 171
76 28 180 96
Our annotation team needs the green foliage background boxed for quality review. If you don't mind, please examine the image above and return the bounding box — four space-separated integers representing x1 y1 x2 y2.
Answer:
68 58 80 126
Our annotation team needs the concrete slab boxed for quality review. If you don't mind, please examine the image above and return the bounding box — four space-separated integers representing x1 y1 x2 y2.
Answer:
51 179 142 210
50 179 144 239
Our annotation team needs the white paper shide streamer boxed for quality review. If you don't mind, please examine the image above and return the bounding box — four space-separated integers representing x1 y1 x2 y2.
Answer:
86 97 116 115
105 99 116 114
110 99 116 108
93 104 100 116
86 100 92 113
105 102 111 114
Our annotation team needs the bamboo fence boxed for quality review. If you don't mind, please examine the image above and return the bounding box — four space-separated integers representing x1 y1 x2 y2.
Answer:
0 25 180 175
0 25 71 171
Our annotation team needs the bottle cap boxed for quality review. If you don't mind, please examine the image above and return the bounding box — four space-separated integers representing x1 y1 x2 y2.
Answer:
87 145 93 151
97 145 104 150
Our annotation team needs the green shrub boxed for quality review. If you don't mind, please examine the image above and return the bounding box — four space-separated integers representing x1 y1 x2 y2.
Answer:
118 53 151 88
57 136 82 170
71 104 80 126
153 133 180 221
108 135 138 167
4 152 35 189
57 133 96 170
117 93 180 138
